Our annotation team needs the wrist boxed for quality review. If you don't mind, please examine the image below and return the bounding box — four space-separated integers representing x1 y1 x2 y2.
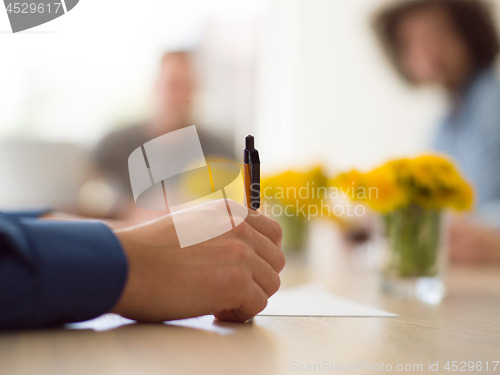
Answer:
110 229 134 316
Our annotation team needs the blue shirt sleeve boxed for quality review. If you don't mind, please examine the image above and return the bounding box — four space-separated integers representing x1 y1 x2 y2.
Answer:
0 212 128 330
2 208 54 221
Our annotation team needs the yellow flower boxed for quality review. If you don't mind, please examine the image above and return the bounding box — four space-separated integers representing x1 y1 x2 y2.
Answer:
331 154 474 213
409 154 473 210
364 165 408 213
386 158 412 184
262 166 328 207
411 155 459 187
330 169 365 197
449 180 474 211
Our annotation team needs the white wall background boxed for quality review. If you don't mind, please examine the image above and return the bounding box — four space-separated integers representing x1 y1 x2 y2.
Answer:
255 0 465 173
2 0 500 173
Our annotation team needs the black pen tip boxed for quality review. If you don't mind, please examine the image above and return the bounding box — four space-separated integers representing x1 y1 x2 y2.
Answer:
245 135 254 150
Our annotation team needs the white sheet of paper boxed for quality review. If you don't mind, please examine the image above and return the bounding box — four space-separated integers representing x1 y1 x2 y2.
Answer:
67 284 397 331
257 283 398 317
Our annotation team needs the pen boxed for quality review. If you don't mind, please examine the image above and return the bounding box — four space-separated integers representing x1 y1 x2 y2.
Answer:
244 135 260 210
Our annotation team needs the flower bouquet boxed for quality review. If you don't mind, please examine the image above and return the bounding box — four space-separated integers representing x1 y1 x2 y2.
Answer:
333 155 473 302
262 166 332 252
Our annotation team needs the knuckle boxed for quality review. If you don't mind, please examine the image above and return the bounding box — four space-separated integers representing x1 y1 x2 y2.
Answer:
269 273 281 295
225 265 244 284
257 294 268 312
228 241 252 263
234 219 253 238
276 250 287 272
269 219 283 243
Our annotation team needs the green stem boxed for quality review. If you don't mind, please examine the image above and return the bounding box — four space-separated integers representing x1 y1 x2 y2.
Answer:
385 205 442 278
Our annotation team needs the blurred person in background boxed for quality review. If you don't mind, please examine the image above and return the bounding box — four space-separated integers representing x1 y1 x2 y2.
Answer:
374 0 500 262
92 51 235 221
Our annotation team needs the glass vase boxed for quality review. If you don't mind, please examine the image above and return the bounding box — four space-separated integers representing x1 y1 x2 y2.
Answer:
380 204 448 304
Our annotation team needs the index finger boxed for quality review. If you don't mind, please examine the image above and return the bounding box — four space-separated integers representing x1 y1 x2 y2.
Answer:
244 208 282 248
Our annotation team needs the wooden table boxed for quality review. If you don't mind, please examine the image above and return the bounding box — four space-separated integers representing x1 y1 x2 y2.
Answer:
1 223 499 375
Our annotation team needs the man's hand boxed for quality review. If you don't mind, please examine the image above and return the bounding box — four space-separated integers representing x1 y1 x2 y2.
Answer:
111 200 285 322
